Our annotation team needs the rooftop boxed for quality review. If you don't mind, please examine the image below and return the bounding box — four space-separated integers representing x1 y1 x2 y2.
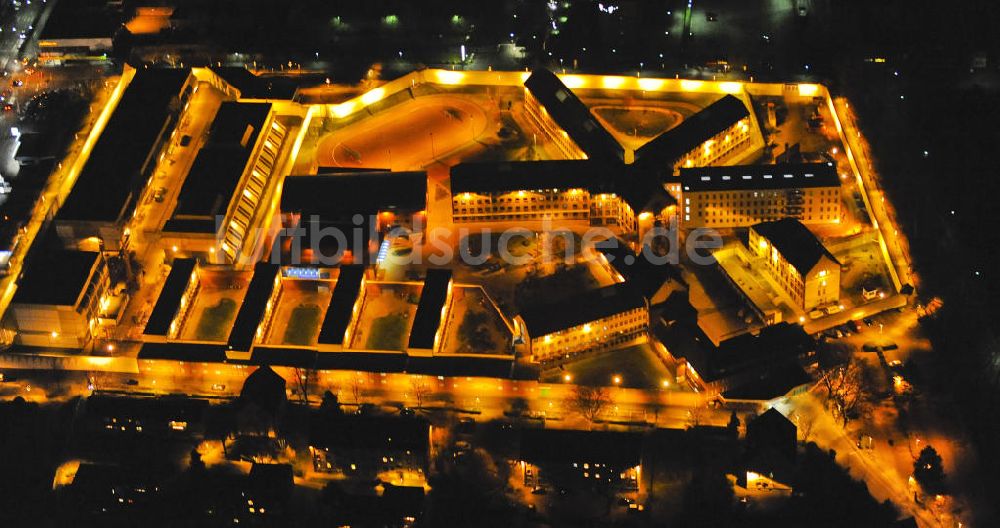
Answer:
520 429 642 468
681 162 840 192
143 258 197 336
137 342 228 363
518 282 646 337
13 250 100 306
227 263 280 351
655 321 812 384
407 269 452 351
635 94 749 168
310 413 430 454
752 218 839 274
40 0 122 40
596 238 685 300
450 160 673 214
317 265 366 346
209 67 303 100
280 171 427 218
523 68 624 164
167 102 273 231
58 68 191 224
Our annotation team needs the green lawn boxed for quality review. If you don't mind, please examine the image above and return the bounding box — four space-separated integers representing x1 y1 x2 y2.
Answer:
544 344 671 389
283 304 322 345
194 297 238 341
365 312 409 351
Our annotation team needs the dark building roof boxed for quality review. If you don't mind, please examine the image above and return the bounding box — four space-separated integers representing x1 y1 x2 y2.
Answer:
275 217 376 266
227 263 279 351
0 162 54 250
86 394 207 431
635 94 749 168
596 238 685 300
519 282 646 337
166 102 272 232
240 365 287 412
523 69 624 164
137 342 228 363
210 67 302 100
58 68 190 223
450 160 614 194
655 321 812 384
40 0 122 40
722 362 812 401
681 162 840 192
450 160 674 214
315 350 407 372
746 408 797 463
13 250 100 306
143 258 197 336
14 133 60 161
310 414 429 454
280 171 426 218
520 429 642 468
250 345 318 368
405 355 514 378
407 269 451 350
248 463 294 503
317 265 365 345
752 218 838 274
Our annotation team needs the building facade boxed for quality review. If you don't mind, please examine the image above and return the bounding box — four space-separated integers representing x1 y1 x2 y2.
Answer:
517 283 648 363
680 163 842 229
452 188 636 232
748 219 840 311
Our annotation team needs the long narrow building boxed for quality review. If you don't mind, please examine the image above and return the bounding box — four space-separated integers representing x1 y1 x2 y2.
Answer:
680 163 842 228
523 68 625 164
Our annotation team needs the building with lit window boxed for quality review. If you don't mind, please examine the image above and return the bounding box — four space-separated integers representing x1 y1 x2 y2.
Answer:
680 163 841 228
55 66 197 251
516 429 642 494
635 94 754 183
163 102 286 266
516 282 648 363
143 258 199 341
3 250 111 348
278 170 427 266
309 413 430 480
523 68 625 163
748 219 840 311
450 160 674 234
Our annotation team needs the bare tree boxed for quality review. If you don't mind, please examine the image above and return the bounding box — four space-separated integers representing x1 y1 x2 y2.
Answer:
568 385 611 426
293 368 314 405
794 402 817 443
687 405 708 428
410 377 432 409
350 376 364 405
821 358 869 426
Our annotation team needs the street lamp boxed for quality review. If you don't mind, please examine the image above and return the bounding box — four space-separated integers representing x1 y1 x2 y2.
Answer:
563 373 572 382
612 375 621 385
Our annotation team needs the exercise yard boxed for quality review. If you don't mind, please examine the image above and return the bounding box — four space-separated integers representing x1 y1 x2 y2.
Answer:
282 304 323 345
193 298 238 342
439 286 512 355
179 269 252 342
349 282 422 351
543 343 673 390
266 279 334 346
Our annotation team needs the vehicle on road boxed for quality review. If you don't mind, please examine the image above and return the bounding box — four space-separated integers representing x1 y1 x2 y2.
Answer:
211 383 226 392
